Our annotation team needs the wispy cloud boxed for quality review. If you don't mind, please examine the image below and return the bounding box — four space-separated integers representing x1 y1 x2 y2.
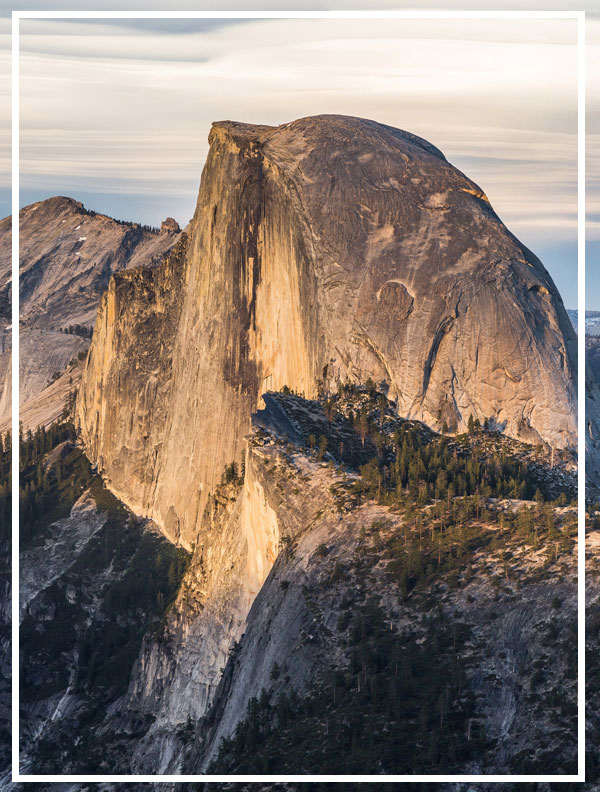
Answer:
5 12 594 305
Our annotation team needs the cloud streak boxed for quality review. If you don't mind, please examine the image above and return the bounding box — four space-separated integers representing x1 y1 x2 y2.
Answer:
9 14 588 305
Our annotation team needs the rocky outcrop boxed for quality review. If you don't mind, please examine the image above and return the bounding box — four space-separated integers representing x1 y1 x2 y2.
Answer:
0 196 181 332
19 485 107 622
0 357 82 434
76 115 577 551
121 442 287 772
161 217 180 234
0 196 182 427
190 442 580 774
75 236 187 531
18 387 584 776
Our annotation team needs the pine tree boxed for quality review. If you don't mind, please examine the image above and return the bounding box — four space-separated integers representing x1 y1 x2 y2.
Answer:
317 435 328 462
168 561 177 588
356 409 369 447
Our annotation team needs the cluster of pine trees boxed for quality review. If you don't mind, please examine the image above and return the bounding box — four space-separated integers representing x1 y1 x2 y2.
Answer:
221 458 245 486
379 494 573 599
19 422 78 542
19 419 191 773
60 324 93 339
83 207 159 233
353 425 535 506
297 382 566 507
211 598 487 774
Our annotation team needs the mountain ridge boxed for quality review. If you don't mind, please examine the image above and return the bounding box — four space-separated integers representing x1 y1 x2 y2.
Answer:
12 114 591 779
76 114 577 552
0 196 182 432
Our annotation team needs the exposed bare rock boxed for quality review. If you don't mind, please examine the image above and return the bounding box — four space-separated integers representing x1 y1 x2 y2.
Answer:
0 196 181 331
0 358 83 434
0 196 182 427
565 314 600 493
20 487 107 622
161 217 180 234
588 337 600 383
75 236 188 530
19 329 86 404
76 115 577 550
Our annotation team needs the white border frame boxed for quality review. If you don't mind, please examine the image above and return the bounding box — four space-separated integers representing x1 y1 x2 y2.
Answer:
11 8 586 784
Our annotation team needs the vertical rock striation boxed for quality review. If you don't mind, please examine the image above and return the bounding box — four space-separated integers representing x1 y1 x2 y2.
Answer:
121 442 288 772
76 115 577 552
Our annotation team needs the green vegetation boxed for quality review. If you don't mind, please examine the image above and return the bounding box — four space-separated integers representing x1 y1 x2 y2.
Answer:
19 420 190 773
19 422 81 543
71 523 189 695
375 501 574 599
60 323 93 339
276 383 574 507
210 597 488 774
221 460 244 486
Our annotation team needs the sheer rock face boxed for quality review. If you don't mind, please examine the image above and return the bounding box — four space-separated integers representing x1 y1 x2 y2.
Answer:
75 239 186 523
76 115 577 550
0 196 181 331
0 196 181 428
120 443 288 773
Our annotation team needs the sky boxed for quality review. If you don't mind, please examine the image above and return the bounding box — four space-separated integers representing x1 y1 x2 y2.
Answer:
1 2 598 309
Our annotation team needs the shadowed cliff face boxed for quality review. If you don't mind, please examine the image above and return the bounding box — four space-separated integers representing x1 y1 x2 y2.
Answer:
75 115 577 550
120 442 300 773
